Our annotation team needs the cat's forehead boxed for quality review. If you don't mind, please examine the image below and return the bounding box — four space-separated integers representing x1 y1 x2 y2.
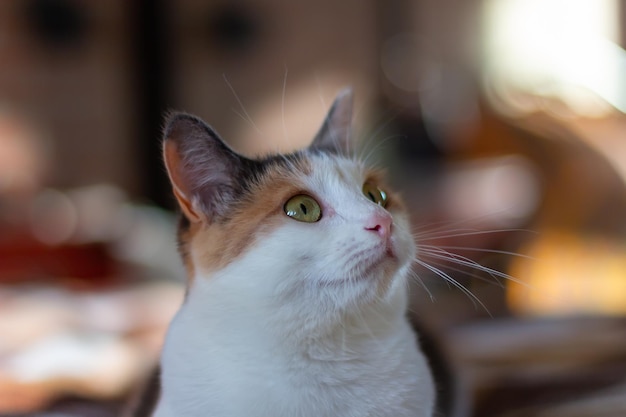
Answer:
300 152 366 187
257 151 367 195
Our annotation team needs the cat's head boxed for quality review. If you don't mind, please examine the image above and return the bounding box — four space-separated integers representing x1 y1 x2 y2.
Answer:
162 89 415 318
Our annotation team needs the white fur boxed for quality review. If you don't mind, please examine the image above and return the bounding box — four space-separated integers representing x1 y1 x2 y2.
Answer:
153 155 435 417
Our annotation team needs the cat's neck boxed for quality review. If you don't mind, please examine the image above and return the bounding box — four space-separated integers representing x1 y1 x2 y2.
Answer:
156 274 430 417
185 266 410 351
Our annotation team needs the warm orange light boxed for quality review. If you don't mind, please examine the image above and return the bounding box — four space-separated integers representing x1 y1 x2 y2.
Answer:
508 231 626 316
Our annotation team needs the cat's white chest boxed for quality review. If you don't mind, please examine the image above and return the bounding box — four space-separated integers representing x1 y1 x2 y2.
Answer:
153 282 435 417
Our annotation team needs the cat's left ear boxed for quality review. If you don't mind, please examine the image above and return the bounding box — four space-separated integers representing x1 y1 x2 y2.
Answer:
310 88 354 154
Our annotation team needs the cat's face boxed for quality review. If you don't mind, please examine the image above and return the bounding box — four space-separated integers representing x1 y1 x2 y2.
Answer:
163 90 415 317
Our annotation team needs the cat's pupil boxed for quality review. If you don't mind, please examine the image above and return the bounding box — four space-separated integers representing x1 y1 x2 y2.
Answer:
300 203 307 214
368 192 375 202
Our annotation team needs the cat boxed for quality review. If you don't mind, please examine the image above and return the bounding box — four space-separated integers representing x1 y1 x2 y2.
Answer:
151 89 436 417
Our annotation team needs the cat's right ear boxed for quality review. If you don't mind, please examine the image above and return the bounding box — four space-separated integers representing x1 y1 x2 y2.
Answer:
163 113 249 223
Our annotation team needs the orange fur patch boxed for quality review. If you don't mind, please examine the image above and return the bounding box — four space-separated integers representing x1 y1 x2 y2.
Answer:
182 158 312 280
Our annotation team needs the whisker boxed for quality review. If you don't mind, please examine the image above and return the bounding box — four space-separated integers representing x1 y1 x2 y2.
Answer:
413 227 481 239
361 134 407 168
407 270 436 302
412 217 486 235
416 257 506 289
223 73 263 136
281 65 289 143
418 246 529 287
412 208 538 237
429 245 535 260
414 259 491 316
230 107 259 130
357 110 399 162
314 72 327 110
411 213 523 237
412 219 480 234
415 228 535 241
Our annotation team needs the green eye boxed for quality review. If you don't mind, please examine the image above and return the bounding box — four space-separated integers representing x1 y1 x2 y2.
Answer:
284 195 322 222
363 183 388 207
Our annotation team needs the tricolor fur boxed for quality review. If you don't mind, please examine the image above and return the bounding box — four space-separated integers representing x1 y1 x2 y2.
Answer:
154 89 435 417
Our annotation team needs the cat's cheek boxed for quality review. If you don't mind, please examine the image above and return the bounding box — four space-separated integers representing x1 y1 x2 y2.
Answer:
390 220 417 268
394 231 416 265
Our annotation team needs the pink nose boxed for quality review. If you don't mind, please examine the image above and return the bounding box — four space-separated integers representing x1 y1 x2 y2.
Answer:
365 212 392 239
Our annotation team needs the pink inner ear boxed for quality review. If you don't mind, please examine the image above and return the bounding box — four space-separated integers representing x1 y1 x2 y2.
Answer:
163 139 202 223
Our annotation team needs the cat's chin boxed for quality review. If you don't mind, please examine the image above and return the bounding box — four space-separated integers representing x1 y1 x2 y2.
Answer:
365 248 398 277
340 251 405 300
315 259 396 292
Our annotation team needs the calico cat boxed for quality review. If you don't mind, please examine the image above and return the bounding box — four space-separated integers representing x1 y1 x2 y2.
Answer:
151 89 436 417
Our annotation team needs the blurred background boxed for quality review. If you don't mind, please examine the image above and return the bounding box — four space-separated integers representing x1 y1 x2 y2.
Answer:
0 0 625 416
